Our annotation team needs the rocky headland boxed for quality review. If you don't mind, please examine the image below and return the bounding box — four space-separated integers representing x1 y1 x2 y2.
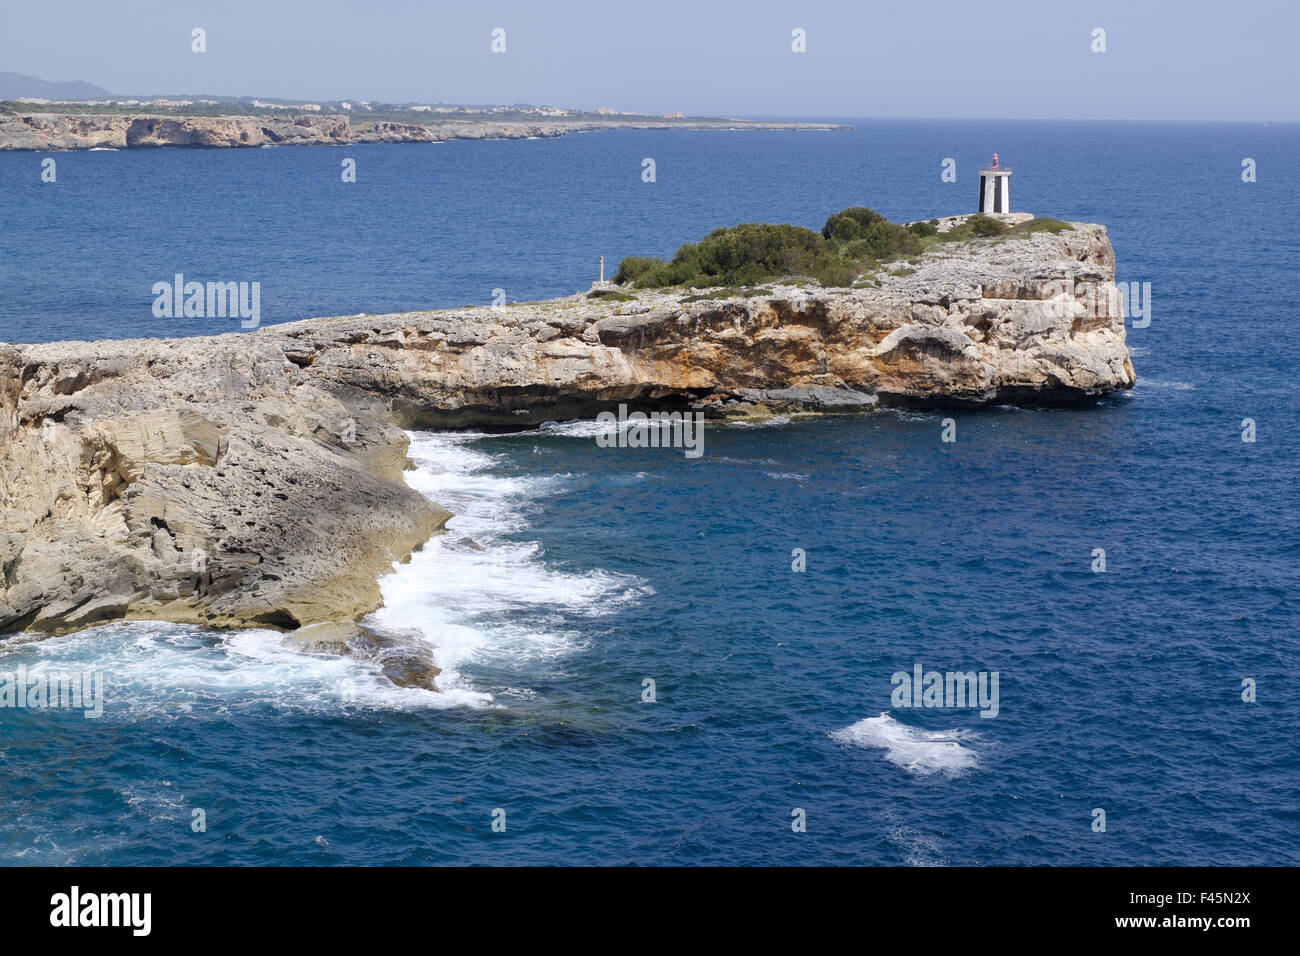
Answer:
0 112 845 150
0 222 1134 675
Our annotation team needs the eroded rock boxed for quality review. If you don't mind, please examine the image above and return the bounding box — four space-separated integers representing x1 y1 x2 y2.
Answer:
0 223 1134 644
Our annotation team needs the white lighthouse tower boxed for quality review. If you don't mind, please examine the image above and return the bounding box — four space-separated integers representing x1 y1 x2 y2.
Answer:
978 153 1011 214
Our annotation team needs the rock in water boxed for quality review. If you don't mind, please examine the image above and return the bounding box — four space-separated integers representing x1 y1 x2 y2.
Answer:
283 622 442 692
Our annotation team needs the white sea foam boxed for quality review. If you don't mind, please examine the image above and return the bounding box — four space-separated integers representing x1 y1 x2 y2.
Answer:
0 620 456 720
724 416 791 429
534 417 694 441
884 409 940 424
363 431 651 704
534 418 616 439
832 713 979 776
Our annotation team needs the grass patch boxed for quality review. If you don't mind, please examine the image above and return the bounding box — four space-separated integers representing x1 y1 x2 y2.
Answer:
924 213 1010 246
1007 217 1074 237
681 286 774 302
927 215 1076 248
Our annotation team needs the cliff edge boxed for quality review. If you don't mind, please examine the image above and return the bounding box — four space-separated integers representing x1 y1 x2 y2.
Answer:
0 223 1133 636
0 112 844 151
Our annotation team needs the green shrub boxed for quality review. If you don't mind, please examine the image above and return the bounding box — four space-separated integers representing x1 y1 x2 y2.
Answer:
841 238 875 260
859 220 922 258
805 253 862 287
968 214 1008 237
612 256 665 284
820 206 886 242
619 222 829 289
614 204 1032 291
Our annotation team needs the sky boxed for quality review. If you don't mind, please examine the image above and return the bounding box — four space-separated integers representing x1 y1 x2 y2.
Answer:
2 0 1296 121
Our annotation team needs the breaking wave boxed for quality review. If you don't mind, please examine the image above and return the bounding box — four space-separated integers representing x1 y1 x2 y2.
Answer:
832 713 979 776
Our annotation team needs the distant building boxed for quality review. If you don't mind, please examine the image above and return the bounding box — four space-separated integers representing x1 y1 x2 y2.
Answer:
341 101 353 110
662 112 684 119
595 107 618 115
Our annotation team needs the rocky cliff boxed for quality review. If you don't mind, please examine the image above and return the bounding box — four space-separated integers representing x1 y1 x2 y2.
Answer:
0 112 563 149
0 112 844 150
0 223 1133 639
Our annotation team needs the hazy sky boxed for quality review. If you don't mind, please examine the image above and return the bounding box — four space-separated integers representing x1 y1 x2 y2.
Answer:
3 0 1295 120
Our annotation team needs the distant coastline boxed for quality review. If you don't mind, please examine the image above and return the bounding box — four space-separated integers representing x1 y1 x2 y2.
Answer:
0 103 848 151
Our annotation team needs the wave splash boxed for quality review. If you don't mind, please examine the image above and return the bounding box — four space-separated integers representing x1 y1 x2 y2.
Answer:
363 431 652 705
832 713 979 776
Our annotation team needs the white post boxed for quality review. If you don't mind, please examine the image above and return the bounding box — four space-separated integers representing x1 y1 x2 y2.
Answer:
600 256 605 283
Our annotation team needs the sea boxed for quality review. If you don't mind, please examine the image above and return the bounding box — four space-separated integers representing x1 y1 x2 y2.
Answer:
0 120 1297 865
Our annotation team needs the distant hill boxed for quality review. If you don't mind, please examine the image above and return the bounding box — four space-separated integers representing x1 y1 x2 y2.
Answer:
0 71 111 100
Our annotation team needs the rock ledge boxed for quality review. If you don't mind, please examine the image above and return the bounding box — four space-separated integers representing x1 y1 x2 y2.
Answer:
0 223 1134 637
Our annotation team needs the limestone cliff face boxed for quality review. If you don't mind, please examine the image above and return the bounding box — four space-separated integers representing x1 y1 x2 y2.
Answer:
0 113 134 150
0 113 841 151
0 224 1133 636
0 339 449 634
274 223 1133 424
0 113 559 150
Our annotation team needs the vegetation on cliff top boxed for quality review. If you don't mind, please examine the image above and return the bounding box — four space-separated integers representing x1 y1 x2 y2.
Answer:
614 208 1075 289
614 207 924 289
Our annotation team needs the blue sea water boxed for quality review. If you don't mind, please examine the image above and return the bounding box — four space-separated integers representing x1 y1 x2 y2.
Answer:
1 121 1298 865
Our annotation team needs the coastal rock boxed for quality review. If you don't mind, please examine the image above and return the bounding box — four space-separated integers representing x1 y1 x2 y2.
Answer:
0 223 1133 638
0 339 450 635
0 113 133 150
281 621 442 691
0 113 847 151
